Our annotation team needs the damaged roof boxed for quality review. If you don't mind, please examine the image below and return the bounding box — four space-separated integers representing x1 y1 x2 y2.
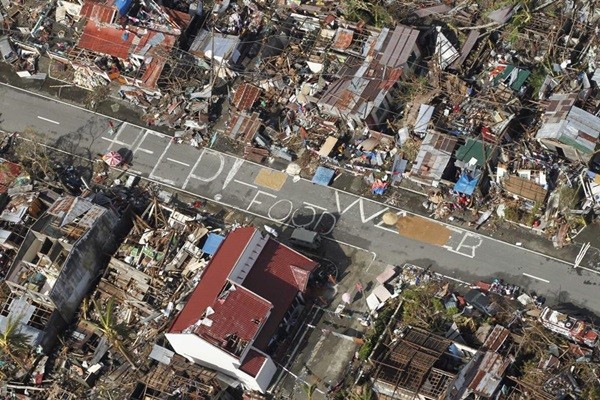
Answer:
373 328 454 398
77 20 135 59
537 93 600 155
226 112 262 142
243 239 318 351
468 351 511 397
232 83 261 112
80 1 116 24
169 227 317 354
169 227 256 334
318 24 419 119
502 175 547 202
410 132 458 184
193 283 272 354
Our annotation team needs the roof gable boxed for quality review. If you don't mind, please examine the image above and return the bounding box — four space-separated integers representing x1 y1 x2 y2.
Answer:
290 265 310 291
169 228 318 354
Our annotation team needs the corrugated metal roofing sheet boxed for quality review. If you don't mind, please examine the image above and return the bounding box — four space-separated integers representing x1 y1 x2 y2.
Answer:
468 351 510 397
332 28 354 50
232 83 261 111
454 30 480 67
379 25 420 68
80 1 116 24
415 104 435 134
413 4 451 17
78 21 134 59
410 132 457 183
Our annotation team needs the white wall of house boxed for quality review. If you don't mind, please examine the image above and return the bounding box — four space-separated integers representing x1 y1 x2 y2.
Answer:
166 333 241 372
229 230 267 285
166 333 277 393
254 354 278 392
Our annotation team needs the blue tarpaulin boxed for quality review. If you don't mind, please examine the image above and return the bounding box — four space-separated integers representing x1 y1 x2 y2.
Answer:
454 172 479 196
312 166 335 186
114 0 133 15
202 233 225 256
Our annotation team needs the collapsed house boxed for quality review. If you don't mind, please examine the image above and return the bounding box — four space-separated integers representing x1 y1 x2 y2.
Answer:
317 24 420 128
0 194 129 351
536 93 600 163
447 325 512 399
131 352 225 399
166 226 318 393
62 0 191 89
409 132 458 187
371 327 468 400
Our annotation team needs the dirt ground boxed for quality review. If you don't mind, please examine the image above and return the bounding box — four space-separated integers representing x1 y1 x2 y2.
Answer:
254 168 288 191
395 214 452 246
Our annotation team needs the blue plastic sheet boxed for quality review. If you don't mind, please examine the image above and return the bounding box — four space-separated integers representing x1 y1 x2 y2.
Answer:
202 233 225 256
312 166 335 186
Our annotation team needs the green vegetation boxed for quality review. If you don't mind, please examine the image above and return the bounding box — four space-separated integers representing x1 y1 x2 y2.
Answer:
92 297 137 369
357 304 395 361
0 317 31 374
401 286 451 334
342 0 392 28
529 66 549 94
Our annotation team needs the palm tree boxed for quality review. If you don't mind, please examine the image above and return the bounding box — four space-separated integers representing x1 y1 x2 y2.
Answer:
0 317 31 371
301 382 317 400
92 297 137 369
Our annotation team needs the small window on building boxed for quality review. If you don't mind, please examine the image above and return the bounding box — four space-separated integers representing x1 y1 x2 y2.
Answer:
0 291 16 317
27 302 52 330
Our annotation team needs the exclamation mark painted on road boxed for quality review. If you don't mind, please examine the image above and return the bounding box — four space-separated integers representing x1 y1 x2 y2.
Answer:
223 158 244 189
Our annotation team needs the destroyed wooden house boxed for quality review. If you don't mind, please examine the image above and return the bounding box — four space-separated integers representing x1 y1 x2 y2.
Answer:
446 325 512 400
131 352 224 400
409 132 458 188
496 162 549 204
0 194 129 351
371 327 460 400
0 192 46 262
62 0 191 90
431 84 522 144
96 257 158 321
317 24 421 129
536 92 600 163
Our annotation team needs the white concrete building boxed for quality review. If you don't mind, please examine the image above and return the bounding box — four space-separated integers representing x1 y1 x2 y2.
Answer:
166 227 318 393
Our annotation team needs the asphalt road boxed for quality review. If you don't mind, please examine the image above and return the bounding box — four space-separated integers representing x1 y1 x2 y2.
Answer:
2 83 600 313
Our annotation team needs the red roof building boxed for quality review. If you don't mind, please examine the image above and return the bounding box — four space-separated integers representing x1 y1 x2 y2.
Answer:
72 0 185 89
77 21 134 60
167 227 318 393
